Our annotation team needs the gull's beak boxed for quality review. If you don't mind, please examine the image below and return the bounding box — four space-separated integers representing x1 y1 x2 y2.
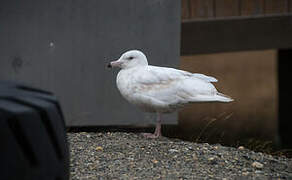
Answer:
107 60 122 68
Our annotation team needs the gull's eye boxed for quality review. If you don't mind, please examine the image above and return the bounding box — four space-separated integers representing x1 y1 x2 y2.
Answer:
128 56 134 60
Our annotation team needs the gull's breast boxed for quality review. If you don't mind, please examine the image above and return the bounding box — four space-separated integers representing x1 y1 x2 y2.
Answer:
116 69 173 112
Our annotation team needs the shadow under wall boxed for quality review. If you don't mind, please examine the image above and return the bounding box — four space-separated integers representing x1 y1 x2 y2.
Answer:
178 49 278 145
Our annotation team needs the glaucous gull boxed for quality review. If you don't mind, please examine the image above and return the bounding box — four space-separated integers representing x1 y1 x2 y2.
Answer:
108 50 233 138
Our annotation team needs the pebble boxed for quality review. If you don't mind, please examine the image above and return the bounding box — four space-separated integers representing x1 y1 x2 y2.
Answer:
238 146 245 150
152 160 159 164
252 161 264 169
208 157 215 161
192 154 198 160
169 149 179 153
242 172 249 176
95 146 103 151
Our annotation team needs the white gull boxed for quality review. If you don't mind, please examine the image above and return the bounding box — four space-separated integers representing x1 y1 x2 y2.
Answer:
108 50 233 138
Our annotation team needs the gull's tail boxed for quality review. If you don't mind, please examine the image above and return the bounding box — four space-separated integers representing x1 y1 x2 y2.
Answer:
215 92 234 102
188 92 234 103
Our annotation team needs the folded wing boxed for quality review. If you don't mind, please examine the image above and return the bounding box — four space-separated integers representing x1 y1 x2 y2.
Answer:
132 66 231 108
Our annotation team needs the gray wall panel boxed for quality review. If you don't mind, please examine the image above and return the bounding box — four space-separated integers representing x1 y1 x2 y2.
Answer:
0 0 180 126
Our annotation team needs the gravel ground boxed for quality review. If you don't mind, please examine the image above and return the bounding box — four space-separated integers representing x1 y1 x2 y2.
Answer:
68 132 292 180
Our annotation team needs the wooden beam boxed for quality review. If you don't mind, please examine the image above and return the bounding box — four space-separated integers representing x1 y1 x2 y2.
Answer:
181 0 190 20
181 14 292 55
189 0 214 19
240 0 264 16
264 0 288 14
214 0 240 17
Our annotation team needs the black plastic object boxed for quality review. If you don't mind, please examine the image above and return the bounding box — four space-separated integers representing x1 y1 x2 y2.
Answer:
0 81 69 180
278 49 292 149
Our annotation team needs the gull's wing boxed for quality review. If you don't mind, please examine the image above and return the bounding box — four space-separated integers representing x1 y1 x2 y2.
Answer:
192 73 218 82
132 66 222 106
135 66 217 85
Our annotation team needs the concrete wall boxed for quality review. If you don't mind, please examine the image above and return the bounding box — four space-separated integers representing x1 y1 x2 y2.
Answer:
0 0 180 126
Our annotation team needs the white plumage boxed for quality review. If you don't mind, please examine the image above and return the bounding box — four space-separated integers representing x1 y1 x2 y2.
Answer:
108 50 233 138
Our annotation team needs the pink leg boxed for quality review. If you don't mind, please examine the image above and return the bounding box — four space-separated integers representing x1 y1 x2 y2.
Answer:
142 113 162 139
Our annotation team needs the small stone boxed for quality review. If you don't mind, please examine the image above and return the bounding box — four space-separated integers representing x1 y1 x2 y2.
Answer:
252 161 264 169
238 146 244 150
208 157 217 164
242 172 249 176
152 160 158 164
95 146 103 151
208 157 215 161
169 149 179 153
192 154 198 160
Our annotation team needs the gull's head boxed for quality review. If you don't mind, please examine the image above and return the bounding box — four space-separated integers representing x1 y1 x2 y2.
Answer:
107 50 148 69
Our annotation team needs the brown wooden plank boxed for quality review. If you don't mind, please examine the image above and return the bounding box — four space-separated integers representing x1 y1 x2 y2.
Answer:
215 0 240 17
181 14 292 55
264 0 288 14
181 0 190 20
289 0 292 12
189 0 214 19
240 0 264 16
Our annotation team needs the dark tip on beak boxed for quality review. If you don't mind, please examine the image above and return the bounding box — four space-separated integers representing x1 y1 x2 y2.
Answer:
107 63 112 68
